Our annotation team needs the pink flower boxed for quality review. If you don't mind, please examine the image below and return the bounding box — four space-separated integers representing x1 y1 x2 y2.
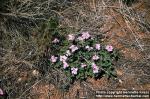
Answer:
69 45 78 52
52 38 59 43
85 45 93 51
50 55 57 63
105 45 113 52
82 32 91 39
81 63 87 68
92 55 99 60
95 44 101 50
66 50 71 56
0 88 4 95
71 67 78 75
60 55 67 62
63 61 69 69
68 34 75 41
92 63 99 73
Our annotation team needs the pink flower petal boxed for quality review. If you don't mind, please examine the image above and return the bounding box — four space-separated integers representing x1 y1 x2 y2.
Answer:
92 55 99 60
81 63 87 68
60 55 67 62
69 45 78 52
71 67 78 75
0 88 4 95
105 45 113 52
52 38 59 43
68 34 75 41
81 32 91 39
92 63 99 73
50 55 57 63
95 44 101 50
63 61 69 69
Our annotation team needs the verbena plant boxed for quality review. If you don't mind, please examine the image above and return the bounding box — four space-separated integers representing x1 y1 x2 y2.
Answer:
48 19 118 83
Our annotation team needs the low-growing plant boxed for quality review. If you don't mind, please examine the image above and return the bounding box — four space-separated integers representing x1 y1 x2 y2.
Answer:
49 31 119 83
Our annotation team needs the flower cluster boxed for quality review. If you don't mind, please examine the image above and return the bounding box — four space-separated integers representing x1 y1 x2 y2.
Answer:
49 31 117 81
77 32 91 41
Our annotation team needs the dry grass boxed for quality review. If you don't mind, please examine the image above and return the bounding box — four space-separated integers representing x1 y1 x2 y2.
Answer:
0 0 150 98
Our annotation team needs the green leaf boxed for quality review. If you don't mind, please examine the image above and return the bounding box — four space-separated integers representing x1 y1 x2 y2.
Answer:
76 73 81 79
86 71 93 77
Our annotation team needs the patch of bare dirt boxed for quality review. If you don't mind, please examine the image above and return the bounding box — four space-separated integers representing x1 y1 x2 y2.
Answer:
30 82 62 99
